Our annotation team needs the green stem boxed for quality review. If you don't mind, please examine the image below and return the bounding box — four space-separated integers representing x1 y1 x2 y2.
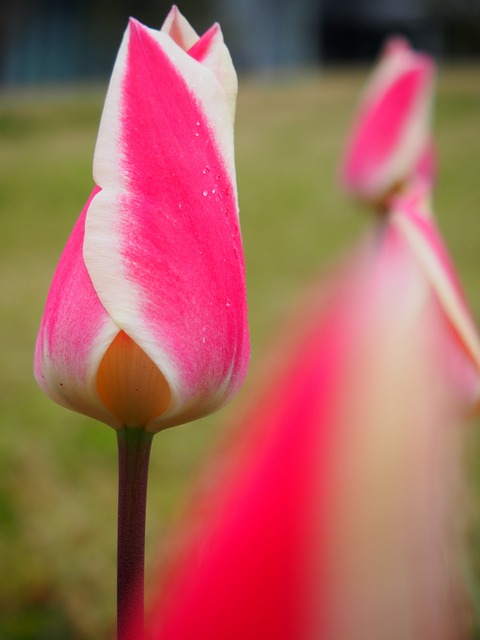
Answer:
116 427 154 640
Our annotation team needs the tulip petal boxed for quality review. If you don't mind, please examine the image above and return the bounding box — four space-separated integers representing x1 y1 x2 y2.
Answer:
85 19 248 429
34 188 121 427
391 191 480 376
160 5 199 51
188 24 238 123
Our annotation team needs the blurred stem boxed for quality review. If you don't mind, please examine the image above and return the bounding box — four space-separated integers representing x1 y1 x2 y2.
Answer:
117 427 154 640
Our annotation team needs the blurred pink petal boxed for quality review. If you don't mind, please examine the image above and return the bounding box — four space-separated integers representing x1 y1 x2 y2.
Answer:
341 36 436 207
390 185 480 402
35 8 249 432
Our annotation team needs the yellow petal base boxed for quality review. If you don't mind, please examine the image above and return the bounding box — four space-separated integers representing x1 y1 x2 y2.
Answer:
97 331 171 427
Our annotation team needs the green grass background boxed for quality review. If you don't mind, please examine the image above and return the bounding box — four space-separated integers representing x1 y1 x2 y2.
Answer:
1 66 480 637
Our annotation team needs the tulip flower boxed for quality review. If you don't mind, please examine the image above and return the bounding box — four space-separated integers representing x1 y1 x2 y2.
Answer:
34 7 249 639
34 6 249 433
341 37 436 208
144 189 480 639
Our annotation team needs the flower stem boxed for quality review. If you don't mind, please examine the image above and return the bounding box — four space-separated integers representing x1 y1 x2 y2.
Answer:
116 427 154 640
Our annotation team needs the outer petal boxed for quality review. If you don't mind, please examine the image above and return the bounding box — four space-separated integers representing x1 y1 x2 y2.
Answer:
34 188 121 427
341 37 435 204
84 19 249 430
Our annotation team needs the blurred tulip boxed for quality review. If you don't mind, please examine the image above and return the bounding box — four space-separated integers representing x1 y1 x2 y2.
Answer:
341 37 436 208
329 193 480 640
34 6 249 433
145 193 480 638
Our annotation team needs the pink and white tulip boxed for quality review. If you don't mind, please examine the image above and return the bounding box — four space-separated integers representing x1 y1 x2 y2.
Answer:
341 37 436 207
145 197 480 639
34 7 249 432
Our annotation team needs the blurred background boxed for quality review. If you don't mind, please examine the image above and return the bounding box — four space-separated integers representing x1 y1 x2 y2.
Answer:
1 0 480 84
1 0 480 638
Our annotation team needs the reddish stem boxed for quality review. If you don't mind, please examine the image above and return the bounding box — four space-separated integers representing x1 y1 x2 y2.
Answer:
116 427 154 640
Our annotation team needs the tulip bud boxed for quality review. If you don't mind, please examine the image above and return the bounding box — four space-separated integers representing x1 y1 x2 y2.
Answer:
34 7 250 432
341 37 436 208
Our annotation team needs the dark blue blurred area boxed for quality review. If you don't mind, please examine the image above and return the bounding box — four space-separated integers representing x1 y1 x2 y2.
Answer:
1 0 479 86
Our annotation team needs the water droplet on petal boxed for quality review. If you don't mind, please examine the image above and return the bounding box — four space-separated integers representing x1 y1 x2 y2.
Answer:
202 190 208 197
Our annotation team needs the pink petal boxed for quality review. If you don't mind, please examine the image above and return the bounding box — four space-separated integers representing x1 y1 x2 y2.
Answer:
34 188 121 427
187 23 220 61
85 19 248 430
